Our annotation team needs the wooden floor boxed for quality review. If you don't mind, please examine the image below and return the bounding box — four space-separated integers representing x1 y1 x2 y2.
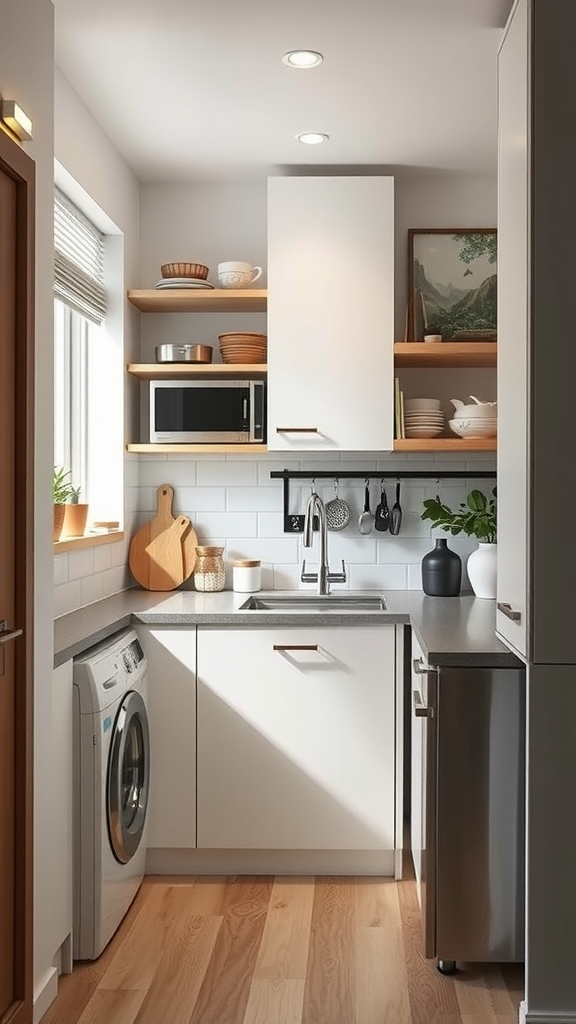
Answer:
41 865 524 1024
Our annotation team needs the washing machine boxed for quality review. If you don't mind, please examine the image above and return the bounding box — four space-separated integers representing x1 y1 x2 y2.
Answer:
73 627 150 960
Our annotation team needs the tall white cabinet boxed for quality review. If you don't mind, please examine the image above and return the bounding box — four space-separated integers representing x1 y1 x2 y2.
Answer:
267 176 394 451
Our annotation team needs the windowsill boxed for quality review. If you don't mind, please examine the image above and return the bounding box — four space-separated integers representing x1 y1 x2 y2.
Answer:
54 531 125 554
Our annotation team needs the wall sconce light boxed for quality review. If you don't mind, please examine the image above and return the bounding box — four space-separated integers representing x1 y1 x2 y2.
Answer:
1 99 33 142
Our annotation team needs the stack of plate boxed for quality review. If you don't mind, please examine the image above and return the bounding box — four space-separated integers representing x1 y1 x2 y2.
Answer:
404 397 445 439
155 277 214 291
218 332 267 364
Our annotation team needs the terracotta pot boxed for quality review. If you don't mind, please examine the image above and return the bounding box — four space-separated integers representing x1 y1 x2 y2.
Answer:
53 504 66 542
61 503 89 539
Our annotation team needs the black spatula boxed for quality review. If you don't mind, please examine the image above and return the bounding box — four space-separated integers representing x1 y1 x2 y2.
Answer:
390 480 403 535
374 482 390 532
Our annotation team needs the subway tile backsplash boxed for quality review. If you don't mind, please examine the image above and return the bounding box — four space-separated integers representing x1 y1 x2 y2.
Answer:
54 452 496 616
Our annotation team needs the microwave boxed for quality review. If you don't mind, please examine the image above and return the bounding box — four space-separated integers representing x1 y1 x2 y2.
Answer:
149 379 266 444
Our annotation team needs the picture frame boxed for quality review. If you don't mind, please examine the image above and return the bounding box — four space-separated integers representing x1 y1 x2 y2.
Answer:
407 228 497 342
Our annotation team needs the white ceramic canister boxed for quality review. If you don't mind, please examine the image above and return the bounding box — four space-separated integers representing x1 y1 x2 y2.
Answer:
232 559 261 593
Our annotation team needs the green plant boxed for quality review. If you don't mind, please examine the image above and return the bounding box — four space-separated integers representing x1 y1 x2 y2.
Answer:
421 487 497 543
53 465 79 504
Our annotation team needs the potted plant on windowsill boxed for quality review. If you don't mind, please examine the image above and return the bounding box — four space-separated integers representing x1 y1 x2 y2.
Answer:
420 487 497 599
53 466 89 541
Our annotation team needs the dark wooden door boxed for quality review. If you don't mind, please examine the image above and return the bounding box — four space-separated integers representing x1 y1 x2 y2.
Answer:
0 127 34 1024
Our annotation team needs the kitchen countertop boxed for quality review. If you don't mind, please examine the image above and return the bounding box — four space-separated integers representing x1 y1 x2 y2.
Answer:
54 587 523 669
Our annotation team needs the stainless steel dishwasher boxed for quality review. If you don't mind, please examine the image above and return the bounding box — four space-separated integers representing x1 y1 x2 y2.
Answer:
410 636 525 974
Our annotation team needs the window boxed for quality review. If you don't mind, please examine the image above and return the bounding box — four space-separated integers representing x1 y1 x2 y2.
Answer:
53 180 124 536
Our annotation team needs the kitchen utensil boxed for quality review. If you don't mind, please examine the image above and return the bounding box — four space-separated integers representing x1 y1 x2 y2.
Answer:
390 480 403 535
155 344 213 363
374 481 390 532
358 481 374 535
451 396 497 419
448 418 497 438
325 479 351 532
128 483 198 590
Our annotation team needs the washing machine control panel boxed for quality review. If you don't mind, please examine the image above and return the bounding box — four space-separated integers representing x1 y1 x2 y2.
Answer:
122 638 144 672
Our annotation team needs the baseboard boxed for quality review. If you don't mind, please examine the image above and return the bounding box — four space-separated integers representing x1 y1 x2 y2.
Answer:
520 1001 576 1024
146 847 396 876
33 966 58 1023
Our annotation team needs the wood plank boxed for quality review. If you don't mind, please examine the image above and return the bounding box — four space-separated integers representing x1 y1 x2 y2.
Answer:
188 876 273 1024
394 438 496 452
354 878 411 1024
127 288 267 313
242 979 305 1024
252 877 315 981
126 443 269 454
301 877 355 1024
394 342 497 368
126 363 267 380
76 988 146 1024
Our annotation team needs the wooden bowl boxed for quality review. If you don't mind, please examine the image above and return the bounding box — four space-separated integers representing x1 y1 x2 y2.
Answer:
160 262 209 280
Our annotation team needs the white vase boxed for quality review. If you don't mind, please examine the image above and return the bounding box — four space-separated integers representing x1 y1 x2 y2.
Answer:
467 542 497 599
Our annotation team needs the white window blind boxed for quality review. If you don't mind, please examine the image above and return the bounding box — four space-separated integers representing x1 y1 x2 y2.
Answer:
54 189 107 325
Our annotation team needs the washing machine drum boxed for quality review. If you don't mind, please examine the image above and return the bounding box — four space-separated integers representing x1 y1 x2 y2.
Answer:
106 689 150 864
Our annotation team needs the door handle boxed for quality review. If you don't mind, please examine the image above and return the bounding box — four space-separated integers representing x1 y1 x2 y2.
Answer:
0 621 23 644
273 644 319 652
497 602 522 622
412 657 437 676
413 689 434 718
275 427 319 434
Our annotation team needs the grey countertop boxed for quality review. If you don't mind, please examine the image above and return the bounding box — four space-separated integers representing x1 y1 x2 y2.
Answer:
54 587 523 669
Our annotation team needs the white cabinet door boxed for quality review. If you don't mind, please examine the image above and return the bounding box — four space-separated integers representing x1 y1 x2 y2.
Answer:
135 627 196 848
267 176 394 452
496 0 529 658
197 625 395 850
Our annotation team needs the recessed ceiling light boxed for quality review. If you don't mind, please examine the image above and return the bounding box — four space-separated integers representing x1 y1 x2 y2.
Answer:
296 132 330 145
282 50 324 69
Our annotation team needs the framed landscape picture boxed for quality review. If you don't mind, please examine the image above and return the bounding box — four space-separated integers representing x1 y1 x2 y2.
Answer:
407 228 497 341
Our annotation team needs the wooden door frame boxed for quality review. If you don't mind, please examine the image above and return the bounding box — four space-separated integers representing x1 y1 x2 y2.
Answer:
0 126 34 1024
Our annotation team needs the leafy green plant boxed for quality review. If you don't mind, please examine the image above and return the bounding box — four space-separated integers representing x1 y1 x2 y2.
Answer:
53 465 79 504
421 487 497 543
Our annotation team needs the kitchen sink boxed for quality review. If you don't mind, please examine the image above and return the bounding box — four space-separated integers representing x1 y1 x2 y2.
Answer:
238 593 387 612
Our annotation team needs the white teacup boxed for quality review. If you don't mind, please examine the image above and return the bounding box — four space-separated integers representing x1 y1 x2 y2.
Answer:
217 261 263 289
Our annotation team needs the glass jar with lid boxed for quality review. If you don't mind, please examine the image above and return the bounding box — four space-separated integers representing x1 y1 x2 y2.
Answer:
193 546 225 592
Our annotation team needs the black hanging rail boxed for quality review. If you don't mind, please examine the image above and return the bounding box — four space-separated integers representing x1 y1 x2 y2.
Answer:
269 468 496 533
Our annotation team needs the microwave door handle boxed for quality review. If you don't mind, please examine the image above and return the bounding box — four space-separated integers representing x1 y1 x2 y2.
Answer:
249 381 255 438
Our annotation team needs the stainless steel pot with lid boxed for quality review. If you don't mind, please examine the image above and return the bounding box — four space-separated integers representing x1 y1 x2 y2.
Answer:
155 344 213 363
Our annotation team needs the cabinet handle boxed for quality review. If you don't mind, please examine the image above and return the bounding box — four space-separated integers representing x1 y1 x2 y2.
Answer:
273 644 319 652
413 688 434 718
0 621 23 645
497 602 522 623
275 427 319 433
412 657 437 676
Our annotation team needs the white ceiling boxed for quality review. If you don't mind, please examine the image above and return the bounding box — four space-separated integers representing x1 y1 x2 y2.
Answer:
51 0 514 183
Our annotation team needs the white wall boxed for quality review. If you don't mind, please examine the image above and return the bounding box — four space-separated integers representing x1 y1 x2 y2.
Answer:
0 0 57 1018
53 69 141 616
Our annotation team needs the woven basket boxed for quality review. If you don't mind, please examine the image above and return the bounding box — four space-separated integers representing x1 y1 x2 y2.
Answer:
160 262 209 280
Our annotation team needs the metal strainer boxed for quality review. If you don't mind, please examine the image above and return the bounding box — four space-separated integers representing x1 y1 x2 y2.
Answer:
325 479 351 532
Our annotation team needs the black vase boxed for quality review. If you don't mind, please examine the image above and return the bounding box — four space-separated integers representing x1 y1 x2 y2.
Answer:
421 538 462 596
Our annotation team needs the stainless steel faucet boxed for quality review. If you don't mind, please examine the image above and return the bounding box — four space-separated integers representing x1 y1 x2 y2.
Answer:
301 489 346 595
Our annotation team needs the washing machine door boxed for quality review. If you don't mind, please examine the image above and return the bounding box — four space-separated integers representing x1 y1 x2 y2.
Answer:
107 689 150 864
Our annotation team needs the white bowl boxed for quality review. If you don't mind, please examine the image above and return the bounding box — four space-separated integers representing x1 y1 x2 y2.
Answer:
449 418 497 438
404 397 441 411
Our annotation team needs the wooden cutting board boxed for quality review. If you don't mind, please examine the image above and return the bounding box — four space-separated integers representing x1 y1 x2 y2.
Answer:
128 483 198 590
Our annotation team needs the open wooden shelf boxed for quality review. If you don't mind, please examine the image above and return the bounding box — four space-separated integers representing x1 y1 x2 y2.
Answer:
394 342 497 368
394 437 496 453
127 362 267 380
126 443 268 454
127 288 267 313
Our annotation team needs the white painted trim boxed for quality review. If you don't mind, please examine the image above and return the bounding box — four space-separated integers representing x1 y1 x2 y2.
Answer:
146 848 396 876
520 1002 576 1024
33 966 58 1024
394 623 405 879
